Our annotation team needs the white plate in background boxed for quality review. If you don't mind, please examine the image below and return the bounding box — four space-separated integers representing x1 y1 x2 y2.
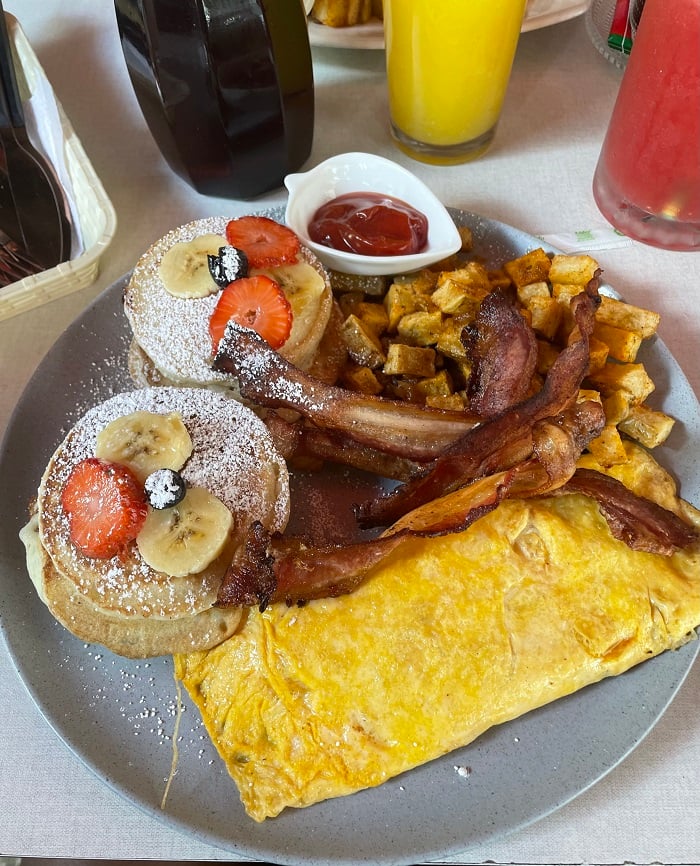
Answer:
308 0 590 49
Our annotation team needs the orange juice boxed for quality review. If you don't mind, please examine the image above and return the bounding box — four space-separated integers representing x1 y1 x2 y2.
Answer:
384 0 527 164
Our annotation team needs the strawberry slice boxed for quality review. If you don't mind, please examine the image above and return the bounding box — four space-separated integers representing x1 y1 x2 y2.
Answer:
61 457 148 559
225 216 300 268
210 275 293 351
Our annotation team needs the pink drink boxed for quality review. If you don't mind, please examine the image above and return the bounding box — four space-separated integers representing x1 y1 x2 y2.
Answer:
592 0 700 250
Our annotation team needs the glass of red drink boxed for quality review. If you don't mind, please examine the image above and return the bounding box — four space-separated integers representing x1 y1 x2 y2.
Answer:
592 0 700 250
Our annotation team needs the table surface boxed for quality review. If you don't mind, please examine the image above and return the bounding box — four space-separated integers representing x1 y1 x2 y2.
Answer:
1 1 699 863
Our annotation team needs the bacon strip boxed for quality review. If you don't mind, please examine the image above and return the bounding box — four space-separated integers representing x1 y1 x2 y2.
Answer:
213 322 481 462
357 280 602 528
217 394 600 609
552 468 699 555
465 285 538 417
217 471 514 610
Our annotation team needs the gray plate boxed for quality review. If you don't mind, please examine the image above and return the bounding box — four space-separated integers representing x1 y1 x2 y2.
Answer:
1 209 699 866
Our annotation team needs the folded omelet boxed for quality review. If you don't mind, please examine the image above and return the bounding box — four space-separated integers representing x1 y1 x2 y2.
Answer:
174 443 700 821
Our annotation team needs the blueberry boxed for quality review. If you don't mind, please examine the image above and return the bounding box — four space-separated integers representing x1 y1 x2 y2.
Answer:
208 245 249 288
144 469 187 509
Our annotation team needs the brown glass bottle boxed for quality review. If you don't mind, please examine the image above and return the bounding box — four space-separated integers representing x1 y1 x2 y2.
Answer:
114 0 314 199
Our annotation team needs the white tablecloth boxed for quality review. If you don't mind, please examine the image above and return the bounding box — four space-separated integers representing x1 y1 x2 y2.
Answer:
1 1 699 862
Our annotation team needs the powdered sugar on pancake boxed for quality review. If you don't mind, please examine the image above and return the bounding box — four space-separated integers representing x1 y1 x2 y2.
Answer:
46 387 289 530
123 216 332 390
123 218 232 388
37 388 290 618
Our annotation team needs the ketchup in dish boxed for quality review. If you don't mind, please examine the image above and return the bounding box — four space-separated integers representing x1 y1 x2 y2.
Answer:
308 192 429 256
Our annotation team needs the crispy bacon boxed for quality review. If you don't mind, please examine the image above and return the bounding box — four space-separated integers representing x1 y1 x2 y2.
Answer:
552 468 699 555
217 395 601 609
217 471 514 610
356 280 602 528
213 321 481 462
465 285 538 417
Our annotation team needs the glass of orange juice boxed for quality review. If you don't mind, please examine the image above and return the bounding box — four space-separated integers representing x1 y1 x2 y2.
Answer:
383 0 528 165
592 0 700 250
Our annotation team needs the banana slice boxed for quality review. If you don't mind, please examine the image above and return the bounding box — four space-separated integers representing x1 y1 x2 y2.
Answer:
95 411 193 483
136 486 234 577
159 233 227 298
255 260 330 364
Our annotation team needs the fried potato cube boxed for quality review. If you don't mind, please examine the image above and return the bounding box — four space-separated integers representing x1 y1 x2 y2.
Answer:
341 314 386 368
517 280 551 305
597 295 660 339
431 268 490 315
415 369 454 399
341 363 384 395
526 296 562 341
551 282 582 302
603 389 632 425
618 404 675 448
587 362 655 404
383 343 436 378
330 271 388 297
426 393 466 411
436 318 470 361
587 336 610 373
384 282 432 330
357 301 390 335
593 321 643 363
549 253 599 286
503 247 551 288
393 268 439 295
447 261 493 291
487 268 512 291
587 424 629 467
397 310 443 346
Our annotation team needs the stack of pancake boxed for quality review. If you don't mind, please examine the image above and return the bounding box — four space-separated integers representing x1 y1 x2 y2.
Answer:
21 387 290 658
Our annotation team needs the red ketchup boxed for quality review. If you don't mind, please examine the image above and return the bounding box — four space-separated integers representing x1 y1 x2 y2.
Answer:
308 192 429 256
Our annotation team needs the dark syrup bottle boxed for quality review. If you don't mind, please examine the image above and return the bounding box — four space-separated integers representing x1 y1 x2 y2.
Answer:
114 0 314 199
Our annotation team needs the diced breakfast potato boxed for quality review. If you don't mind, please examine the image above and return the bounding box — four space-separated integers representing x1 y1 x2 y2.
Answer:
587 424 629 467
587 362 655 404
517 281 550 305
548 253 599 286
329 243 672 474
341 363 384 395
618 404 675 448
384 282 431 330
597 295 660 338
383 343 436 378
503 248 551 288
341 314 386 368
526 295 562 340
356 301 390 335
397 311 443 346
593 321 643 363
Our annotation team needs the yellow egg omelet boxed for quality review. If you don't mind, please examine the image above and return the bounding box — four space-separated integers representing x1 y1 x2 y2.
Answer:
174 443 700 821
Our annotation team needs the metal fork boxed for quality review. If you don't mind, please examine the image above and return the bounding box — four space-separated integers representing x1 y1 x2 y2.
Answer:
0 226 42 286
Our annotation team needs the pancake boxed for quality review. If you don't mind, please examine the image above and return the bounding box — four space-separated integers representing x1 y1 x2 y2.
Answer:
174 443 700 820
123 216 333 393
22 387 290 657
